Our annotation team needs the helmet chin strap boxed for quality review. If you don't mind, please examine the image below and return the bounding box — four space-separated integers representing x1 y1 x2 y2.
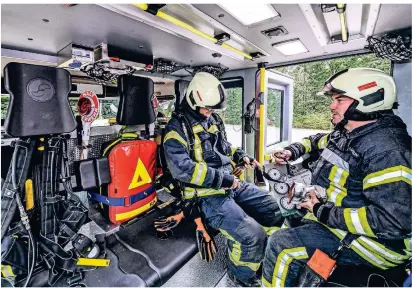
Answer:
336 100 391 130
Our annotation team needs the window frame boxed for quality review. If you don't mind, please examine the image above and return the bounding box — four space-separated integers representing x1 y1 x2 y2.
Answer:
266 84 285 148
220 77 245 150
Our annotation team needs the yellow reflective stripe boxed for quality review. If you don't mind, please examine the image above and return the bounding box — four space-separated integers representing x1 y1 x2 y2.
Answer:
405 238 411 252
164 131 188 149
190 163 207 186
363 165 412 189
272 247 308 287
317 135 329 149
231 147 238 156
357 207 376 237
262 276 272 288
332 229 395 270
192 125 204 133
207 125 219 134
358 237 408 264
219 228 236 241
326 166 348 206
305 214 406 268
263 226 280 236
343 208 376 238
1 265 15 278
183 188 225 199
121 132 138 139
231 242 242 261
301 139 312 153
193 133 203 162
228 252 260 271
115 197 157 221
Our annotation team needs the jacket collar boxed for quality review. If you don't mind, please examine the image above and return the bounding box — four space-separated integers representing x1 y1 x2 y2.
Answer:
180 104 216 129
346 112 406 140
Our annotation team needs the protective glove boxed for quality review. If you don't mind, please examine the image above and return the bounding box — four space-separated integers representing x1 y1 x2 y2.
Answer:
239 156 262 170
153 211 184 232
194 217 217 262
289 183 327 206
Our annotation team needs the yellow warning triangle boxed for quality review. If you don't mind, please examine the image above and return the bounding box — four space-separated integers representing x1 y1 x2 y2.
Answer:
128 158 152 190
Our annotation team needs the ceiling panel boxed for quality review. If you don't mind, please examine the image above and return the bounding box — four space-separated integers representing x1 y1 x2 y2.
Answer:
1 4 411 72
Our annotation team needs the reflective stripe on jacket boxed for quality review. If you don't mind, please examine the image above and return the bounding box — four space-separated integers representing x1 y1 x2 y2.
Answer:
163 108 247 199
286 113 412 267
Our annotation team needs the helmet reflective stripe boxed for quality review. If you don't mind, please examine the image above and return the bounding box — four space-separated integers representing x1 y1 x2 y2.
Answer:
186 72 227 110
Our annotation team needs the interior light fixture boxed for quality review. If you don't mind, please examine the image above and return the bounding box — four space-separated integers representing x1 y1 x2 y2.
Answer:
272 38 308 56
218 3 279 26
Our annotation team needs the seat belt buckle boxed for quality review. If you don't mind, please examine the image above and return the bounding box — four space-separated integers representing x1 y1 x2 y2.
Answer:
124 196 131 207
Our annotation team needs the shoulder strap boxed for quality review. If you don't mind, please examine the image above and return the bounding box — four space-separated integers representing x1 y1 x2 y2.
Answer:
172 112 196 160
211 112 227 141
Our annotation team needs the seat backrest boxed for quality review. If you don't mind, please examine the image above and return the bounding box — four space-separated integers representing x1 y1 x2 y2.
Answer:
117 75 156 125
174 80 190 112
3 63 76 137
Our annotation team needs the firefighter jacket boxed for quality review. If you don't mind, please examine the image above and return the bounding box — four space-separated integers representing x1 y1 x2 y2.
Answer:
163 106 248 200
285 112 411 269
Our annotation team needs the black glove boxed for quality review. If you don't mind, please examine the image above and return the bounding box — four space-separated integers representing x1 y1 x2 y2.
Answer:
194 217 217 262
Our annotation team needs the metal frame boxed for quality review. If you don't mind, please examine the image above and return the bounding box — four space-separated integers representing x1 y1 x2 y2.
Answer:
266 70 294 150
266 84 285 147
220 76 245 150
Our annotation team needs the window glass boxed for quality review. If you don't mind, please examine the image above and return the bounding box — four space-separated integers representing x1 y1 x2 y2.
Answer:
266 88 283 146
216 86 243 148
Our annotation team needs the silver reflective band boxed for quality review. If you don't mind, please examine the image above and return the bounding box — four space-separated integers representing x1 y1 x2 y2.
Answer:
321 148 350 172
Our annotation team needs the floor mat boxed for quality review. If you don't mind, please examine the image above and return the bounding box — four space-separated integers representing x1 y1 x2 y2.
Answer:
163 233 228 287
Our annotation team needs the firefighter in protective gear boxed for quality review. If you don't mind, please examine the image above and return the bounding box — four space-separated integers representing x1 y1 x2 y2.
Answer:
262 68 411 287
163 72 283 286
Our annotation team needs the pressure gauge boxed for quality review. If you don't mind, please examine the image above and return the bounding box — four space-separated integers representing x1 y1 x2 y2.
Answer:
267 168 281 181
280 197 295 211
274 182 289 195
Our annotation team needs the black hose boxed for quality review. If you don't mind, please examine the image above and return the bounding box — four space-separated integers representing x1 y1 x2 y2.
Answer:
11 144 36 288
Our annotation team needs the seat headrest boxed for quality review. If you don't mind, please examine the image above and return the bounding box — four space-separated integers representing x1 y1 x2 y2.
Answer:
117 75 156 125
174 80 190 112
3 62 76 137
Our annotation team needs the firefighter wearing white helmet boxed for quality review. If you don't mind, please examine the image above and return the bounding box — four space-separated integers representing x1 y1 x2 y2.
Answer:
185 72 227 111
163 72 283 286
263 68 411 287
317 67 398 123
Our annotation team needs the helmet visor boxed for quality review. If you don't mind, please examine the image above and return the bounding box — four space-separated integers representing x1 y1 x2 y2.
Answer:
316 82 346 96
205 84 226 110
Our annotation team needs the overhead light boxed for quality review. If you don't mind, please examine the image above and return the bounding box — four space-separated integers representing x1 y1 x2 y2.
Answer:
272 38 308 56
218 3 280 26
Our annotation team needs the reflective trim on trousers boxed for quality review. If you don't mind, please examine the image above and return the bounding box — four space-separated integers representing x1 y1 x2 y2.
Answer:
271 247 309 287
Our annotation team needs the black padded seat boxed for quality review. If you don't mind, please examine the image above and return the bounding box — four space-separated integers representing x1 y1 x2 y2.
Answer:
106 207 198 286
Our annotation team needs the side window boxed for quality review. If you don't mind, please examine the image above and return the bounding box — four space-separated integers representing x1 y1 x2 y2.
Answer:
217 80 243 149
266 88 283 146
